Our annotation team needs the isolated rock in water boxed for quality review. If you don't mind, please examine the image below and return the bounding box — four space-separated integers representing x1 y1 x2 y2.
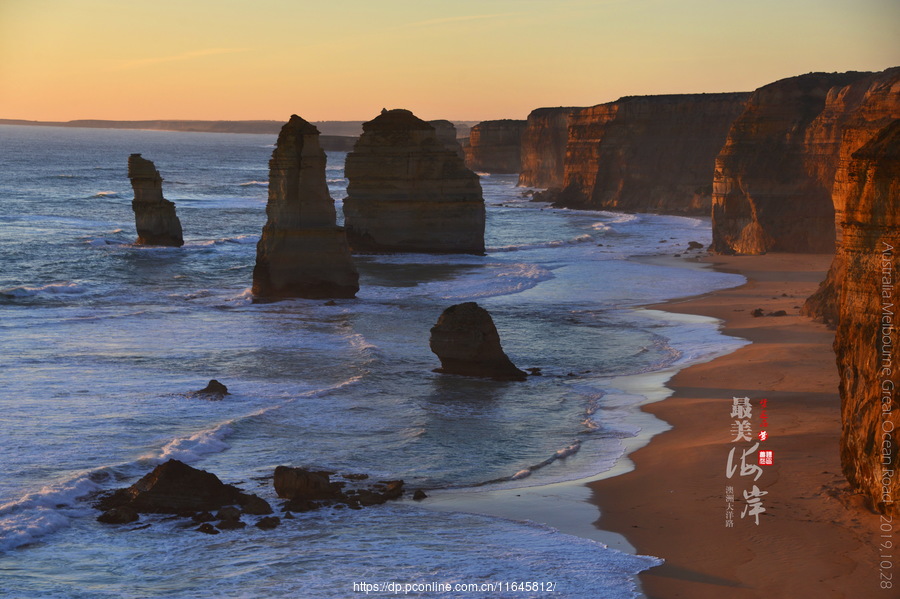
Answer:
128 153 184 247
429 302 527 381
189 379 228 399
428 119 465 159
252 115 359 300
95 459 262 515
833 120 900 515
343 109 485 254
273 466 342 501
465 119 527 174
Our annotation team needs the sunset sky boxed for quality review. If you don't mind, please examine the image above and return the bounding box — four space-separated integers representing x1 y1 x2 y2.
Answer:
1 0 897 122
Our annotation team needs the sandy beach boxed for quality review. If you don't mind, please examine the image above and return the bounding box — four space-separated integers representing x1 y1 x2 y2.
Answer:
590 253 884 598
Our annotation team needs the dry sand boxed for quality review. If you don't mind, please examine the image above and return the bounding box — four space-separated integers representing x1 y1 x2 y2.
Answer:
590 253 885 598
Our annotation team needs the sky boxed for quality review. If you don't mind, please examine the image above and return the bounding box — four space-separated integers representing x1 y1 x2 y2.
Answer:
0 0 897 122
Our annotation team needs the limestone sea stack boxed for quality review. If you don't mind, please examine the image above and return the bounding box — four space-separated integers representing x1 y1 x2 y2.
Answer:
252 115 359 300
429 302 527 381
128 153 184 247
343 109 485 254
517 107 582 189
464 119 527 174
710 71 882 254
554 93 750 214
832 120 900 515
428 119 465 159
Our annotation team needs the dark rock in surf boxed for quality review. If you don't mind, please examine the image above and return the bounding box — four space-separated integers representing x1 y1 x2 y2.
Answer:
429 302 527 381
128 153 184 247
189 379 229 400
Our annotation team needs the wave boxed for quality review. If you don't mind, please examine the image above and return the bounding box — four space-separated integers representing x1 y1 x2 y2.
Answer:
474 440 583 487
0 375 366 553
488 234 594 253
91 191 120 198
238 180 268 187
0 282 90 299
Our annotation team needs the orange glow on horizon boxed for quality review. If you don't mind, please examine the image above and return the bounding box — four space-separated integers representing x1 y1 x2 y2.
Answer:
1 0 897 122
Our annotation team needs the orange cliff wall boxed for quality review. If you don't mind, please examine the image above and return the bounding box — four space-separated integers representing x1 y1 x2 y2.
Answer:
517 107 582 189
803 69 900 323
709 70 896 255
832 120 900 515
552 93 749 215
464 120 527 174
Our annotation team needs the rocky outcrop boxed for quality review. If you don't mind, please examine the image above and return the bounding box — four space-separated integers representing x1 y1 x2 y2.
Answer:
252 115 359 300
128 154 184 247
554 93 749 214
710 71 892 254
343 109 485 254
465 119 527 174
517 107 582 189
429 119 465 159
274 466 405 511
832 120 900 515
429 302 527 381
188 379 229 400
802 69 900 323
95 459 269 516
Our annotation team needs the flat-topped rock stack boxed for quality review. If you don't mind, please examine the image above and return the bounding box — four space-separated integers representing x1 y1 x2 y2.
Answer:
343 109 485 254
128 153 184 247
252 115 358 300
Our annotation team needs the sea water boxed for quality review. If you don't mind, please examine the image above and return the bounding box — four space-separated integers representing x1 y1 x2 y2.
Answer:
0 125 746 598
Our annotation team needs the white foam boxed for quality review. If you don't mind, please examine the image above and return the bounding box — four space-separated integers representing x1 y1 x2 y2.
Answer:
238 180 268 187
0 282 89 298
488 233 594 253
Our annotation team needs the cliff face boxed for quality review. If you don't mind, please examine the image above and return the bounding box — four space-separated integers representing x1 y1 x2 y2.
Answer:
252 115 358 300
554 93 749 214
128 153 184 247
343 109 485 254
803 68 900 322
428 119 465 160
833 119 900 515
710 71 884 254
464 119 527 174
517 107 582 189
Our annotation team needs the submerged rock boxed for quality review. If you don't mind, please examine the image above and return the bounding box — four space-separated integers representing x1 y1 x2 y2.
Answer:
343 109 485 254
252 115 359 300
429 302 527 381
188 379 229 400
273 466 406 511
128 153 184 247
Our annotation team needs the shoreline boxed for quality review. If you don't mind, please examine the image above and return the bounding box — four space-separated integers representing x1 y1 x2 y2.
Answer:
589 253 882 598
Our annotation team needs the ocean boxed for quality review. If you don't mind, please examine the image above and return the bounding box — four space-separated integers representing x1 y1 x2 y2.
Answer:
0 124 746 598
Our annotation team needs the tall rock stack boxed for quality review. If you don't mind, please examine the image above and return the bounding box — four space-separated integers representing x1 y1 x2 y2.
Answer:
128 154 184 247
832 120 900 515
464 119 527 174
710 71 872 254
554 93 750 215
517 107 582 189
343 109 485 254
802 68 900 324
428 119 465 160
252 115 359 300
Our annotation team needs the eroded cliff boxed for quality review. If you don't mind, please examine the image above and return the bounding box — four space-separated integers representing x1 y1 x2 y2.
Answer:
252 115 358 300
343 109 485 254
554 93 749 214
710 71 889 254
517 107 582 189
464 119 527 174
802 68 900 322
833 119 900 515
